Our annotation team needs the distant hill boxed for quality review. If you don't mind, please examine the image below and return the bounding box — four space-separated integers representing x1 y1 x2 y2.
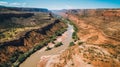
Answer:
0 5 6 8
0 5 49 12
0 5 51 29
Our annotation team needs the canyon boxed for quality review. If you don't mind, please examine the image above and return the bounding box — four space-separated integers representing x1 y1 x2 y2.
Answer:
0 7 67 67
37 9 120 67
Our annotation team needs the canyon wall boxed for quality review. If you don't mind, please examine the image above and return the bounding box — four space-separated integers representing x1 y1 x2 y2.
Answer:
0 19 67 66
64 9 120 45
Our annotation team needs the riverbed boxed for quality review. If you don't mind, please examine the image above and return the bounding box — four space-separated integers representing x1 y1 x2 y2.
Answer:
20 23 74 67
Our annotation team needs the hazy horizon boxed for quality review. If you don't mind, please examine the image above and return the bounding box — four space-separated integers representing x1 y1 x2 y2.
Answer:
0 0 120 10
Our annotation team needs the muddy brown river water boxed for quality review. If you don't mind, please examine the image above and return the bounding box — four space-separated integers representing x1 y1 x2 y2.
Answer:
20 23 74 67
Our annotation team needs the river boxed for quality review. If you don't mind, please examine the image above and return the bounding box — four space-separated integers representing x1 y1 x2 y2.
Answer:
20 23 74 67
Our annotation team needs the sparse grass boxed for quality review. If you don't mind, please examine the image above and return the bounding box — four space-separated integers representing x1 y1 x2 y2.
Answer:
0 26 43 43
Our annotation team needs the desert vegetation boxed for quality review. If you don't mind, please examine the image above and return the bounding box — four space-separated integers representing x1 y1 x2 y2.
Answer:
54 42 63 47
69 42 75 46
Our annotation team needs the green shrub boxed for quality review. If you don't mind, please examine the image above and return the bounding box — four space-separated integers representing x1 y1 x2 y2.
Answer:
72 32 78 41
69 42 75 47
54 42 63 47
34 45 43 50
67 19 78 32
78 42 83 45
73 26 78 32
9 50 23 63
18 55 26 62
0 63 9 67
55 31 62 36
72 32 76 38
10 56 17 63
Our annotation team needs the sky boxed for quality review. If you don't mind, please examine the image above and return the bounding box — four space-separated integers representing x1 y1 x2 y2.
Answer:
0 0 120 10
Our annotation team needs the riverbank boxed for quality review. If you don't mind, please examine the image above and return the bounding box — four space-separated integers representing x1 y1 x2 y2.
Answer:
36 17 84 67
12 24 67 67
20 23 74 67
